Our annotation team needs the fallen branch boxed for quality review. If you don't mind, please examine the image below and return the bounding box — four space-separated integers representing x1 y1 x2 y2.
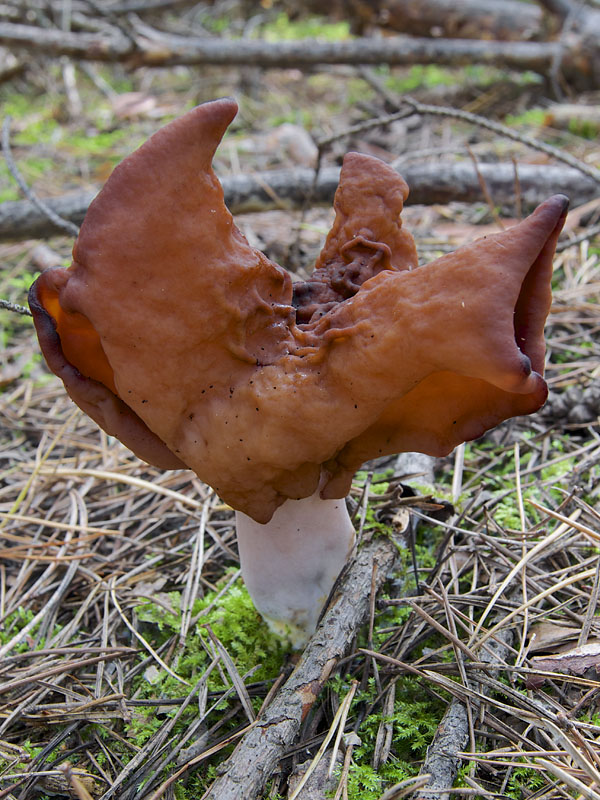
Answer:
0 22 564 73
539 0 600 34
97 0 198 12
0 298 31 316
198 533 400 800
299 0 549 40
2 116 80 238
0 162 596 243
404 161 598 210
2 1 600 88
400 95 600 184
379 0 547 40
0 189 95 242
414 627 514 800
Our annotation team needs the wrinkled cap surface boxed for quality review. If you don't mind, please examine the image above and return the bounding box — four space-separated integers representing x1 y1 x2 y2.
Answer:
29 98 568 523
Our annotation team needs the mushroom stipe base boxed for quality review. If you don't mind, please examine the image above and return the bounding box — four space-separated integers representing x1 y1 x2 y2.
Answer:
235 492 356 648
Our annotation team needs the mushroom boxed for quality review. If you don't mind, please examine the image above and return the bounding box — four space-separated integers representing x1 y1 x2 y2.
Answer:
29 98 568 647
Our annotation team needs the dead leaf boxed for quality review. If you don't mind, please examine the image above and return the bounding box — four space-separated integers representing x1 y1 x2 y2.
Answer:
527 621 581 653
527 641 600 688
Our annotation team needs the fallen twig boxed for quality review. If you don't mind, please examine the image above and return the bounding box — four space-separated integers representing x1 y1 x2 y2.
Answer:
400 95 600 185
414 626 514 800
0 298 31 315
0 162 597 243
1 116 80 238
0 23 563 74
200 533 401 800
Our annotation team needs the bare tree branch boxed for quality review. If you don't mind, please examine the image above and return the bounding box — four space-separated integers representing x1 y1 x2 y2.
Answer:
104 0 199 12
304 0 549 40
400 95 600 184
0 298 32 316
0 190 95 241
415 627 513 800
1 116 80 238
1 1 599 88
0 163 596 243
0 21 564 72
198 534 401 800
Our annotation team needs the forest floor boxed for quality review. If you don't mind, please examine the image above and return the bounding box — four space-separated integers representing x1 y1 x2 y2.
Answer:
1 4 600 800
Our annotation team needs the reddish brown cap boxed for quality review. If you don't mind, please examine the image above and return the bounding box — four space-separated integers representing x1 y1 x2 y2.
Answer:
29 99 567 523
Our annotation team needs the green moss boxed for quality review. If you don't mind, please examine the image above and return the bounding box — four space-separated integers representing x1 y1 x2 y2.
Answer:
541 453 575 483
61 127 132 158
12 119 60 148
260 13 350 41
136 578 288 690
505 108 548 128
127 576 287 751
505 764 546 798
124 576 287 800
380 64 541 96
436 434 579 532
206 585 288 677
346 76 375 107
0 607 36 653
174 765 218 799
0 740 44 795
264 108 314 129
328 675 445 800
6 268 40 294
568 117 600 139
492 497 526 530
361 681 441 755
385 64 457 93
0 605 65 653
125 579 289 792
127 707 165 747
95 68 135 95
490 441 575 529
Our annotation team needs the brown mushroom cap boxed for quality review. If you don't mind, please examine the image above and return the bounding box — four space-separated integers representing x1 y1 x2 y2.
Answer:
29 99 567 523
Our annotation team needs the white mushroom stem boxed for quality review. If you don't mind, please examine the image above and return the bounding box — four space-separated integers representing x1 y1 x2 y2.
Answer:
235 492 356 648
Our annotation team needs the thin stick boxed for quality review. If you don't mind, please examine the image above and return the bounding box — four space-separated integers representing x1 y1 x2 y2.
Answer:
288 680 358 800
1 116 80 237
578 557 600 647
400 95 600 185
0 298 32 316
179 498 210 643
514 442 529 669
328 681 359 778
